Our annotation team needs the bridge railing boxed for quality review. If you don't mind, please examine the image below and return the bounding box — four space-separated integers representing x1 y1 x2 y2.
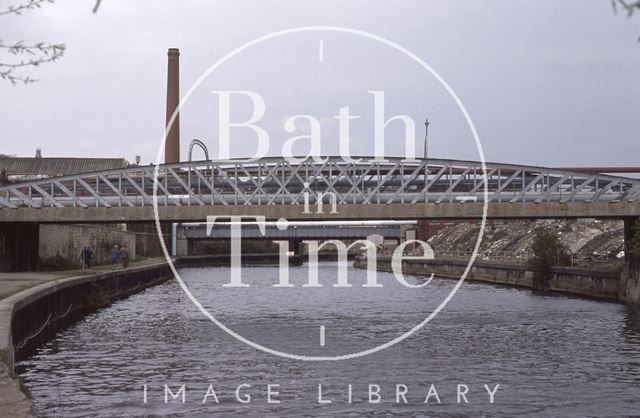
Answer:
434 250 531 264
1 157 639 209
433 249 624 267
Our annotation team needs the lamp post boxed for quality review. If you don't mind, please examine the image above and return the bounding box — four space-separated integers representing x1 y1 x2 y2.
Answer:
423 118 430 161
424 118 430 203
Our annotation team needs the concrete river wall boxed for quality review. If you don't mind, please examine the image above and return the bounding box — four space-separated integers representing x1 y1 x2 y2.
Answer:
0 254 297 375
0 261 173 417
0 262 173 372
0 254 308 417
619 267 640 304
355 256 639 303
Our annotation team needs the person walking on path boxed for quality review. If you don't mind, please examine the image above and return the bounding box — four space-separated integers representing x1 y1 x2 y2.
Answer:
86 246 93 269
120 244 130 269
81 246 87 270
111 244 120 269
81 246 94 270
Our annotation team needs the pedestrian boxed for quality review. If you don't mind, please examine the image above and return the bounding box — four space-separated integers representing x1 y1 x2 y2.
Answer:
121 244 130 269
81 246 88 270
81 246 94 270
111 244 120 269
86 246 93 269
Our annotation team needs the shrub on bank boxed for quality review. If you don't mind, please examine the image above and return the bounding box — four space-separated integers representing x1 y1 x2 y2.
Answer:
528 228 569 291
39 253 77 271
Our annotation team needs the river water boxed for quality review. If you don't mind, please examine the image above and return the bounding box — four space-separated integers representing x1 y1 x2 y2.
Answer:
16 263 640 417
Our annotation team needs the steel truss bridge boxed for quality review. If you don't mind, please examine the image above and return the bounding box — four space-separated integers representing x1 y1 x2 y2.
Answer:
1 157 639 222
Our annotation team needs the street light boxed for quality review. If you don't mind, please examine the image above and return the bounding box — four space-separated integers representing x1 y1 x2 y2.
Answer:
424 118 430 203
423 118 430 161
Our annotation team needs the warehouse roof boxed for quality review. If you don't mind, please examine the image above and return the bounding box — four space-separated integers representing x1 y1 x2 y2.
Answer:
0 157 129 177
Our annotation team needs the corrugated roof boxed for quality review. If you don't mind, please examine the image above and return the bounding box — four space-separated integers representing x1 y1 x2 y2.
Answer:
0 157 129 176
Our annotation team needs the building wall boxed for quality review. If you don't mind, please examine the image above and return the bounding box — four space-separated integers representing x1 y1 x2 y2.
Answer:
125 222 171 257
619 267 640 304
39 224 136 268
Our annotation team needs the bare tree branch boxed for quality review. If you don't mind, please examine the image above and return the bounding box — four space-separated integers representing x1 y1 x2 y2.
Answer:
0 0 54 17
612 0 640 17
612 0 640 40
0 0 65 84
0 42 64 84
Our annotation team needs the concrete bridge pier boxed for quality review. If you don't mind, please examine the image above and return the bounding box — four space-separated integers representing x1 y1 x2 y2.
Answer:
174 223 188 257
619 216 640 304
624 216 640 270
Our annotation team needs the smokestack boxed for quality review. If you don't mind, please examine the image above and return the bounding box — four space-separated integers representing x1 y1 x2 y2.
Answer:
165 48 180 163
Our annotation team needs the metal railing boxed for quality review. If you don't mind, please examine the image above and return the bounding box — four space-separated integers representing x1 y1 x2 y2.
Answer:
434 250 531 264
433 250 623 267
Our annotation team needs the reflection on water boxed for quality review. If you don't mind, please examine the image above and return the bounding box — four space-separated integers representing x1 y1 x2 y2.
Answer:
16 263 640 417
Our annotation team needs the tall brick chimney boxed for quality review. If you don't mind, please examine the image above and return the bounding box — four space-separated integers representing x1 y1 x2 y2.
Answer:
165 48 180 163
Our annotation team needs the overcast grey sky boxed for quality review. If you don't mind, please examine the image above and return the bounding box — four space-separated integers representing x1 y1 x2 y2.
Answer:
1 0 638 168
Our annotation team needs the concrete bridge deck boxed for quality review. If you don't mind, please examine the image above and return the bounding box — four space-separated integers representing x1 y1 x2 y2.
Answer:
1 201 639 223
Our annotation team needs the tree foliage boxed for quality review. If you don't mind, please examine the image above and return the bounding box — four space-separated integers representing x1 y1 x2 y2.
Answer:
0 0 64 84
612 0 640 40
1 0 102 85
612 0 640 16
528 227 568 290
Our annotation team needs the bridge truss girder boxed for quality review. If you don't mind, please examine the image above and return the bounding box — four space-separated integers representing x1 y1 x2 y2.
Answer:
0 157 639 210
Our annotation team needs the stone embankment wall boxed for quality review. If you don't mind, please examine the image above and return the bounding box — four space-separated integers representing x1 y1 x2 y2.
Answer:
619 267 640 304
355 256 622 301
0 261 173 417
39 224 137 268
0 262 171 373
2 253 315 375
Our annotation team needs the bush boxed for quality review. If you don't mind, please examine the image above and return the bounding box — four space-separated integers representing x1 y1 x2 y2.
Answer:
528 228 568 290
39 253 77 271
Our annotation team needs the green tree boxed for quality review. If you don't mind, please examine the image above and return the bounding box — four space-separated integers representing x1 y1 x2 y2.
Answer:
528 227 568 290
